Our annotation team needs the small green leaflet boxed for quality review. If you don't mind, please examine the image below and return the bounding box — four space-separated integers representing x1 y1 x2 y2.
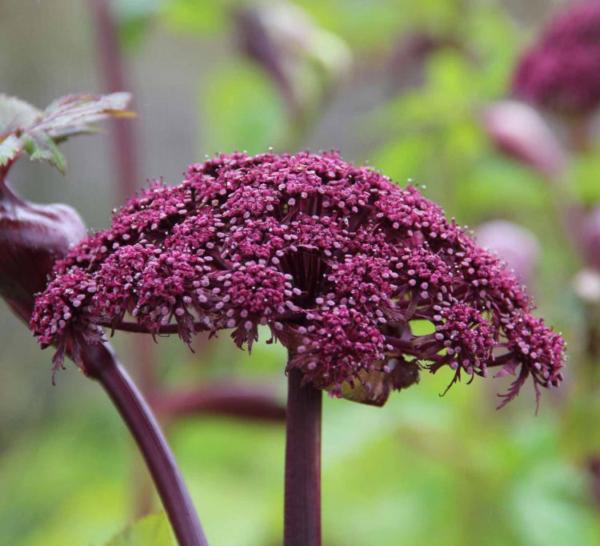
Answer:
22 132 67 174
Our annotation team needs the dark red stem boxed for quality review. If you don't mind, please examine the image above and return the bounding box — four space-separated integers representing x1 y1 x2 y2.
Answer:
151 384 286 423
284 367 322 546
81 342 208 546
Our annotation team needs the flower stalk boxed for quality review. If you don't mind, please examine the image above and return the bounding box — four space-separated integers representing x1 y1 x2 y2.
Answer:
284 367 322 546
80 341 209 546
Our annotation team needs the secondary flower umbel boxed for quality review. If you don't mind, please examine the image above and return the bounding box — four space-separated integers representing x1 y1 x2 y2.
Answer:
513 0 600 116
31 152 564 407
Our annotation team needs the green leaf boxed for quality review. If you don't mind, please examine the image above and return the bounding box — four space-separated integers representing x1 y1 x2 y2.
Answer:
161 0 227 35
511 462 600 546
106 512 175 546
23 132 67 174
571 152 600 204
112 0 163 50
202 61 285 154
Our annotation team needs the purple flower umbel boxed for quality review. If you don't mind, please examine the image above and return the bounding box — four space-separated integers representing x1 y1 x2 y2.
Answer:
31 152 564 408
513 1 600 117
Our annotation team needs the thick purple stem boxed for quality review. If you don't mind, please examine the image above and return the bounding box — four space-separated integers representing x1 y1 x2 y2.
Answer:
284 367 322 546
81 343 208 546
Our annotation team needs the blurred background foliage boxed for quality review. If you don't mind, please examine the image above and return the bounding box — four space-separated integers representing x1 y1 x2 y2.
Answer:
1 0 599 544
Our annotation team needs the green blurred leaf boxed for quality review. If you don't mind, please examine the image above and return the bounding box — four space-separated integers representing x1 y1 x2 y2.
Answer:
113 0 162 50
161 0 227 35
202 61 285 154
572 153 600 204
511 463 600 546
456 157 548 222
107 512 175 546
294 0 462 51
371 135 432 183
23 132 67 174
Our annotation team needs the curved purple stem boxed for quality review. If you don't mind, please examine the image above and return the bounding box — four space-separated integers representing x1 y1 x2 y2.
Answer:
81 342 208 546
284 367 322 546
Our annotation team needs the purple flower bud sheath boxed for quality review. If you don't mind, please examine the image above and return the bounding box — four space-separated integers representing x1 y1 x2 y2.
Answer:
31 151 565 409
0 180 86 322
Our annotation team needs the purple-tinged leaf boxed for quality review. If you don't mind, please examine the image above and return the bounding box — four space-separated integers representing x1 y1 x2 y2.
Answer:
0 91 133 174
36 92 133 140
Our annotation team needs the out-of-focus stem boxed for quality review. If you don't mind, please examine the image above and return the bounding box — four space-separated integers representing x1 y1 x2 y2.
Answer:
88 0 159 394
89 0 161 516
567 116 591 153
151 384 286 423
81 342 208 546
89 0 138 199
88 0 158 380
284 367 322 546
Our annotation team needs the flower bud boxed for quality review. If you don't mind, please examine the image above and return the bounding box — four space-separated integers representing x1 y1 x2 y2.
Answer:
483 100 566 179
0 180 86 322
573 268 600 304
476 220 540 286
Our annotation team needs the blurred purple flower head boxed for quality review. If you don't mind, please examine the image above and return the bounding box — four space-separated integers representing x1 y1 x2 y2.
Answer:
513 1 600 117
476 220 540 286
31 152 564 407
573 269 600 304
0 180 86 322
483 101 566 178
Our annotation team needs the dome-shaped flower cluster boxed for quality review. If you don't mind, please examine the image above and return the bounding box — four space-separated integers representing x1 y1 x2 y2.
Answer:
513 1 600 116
31 152 564 407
